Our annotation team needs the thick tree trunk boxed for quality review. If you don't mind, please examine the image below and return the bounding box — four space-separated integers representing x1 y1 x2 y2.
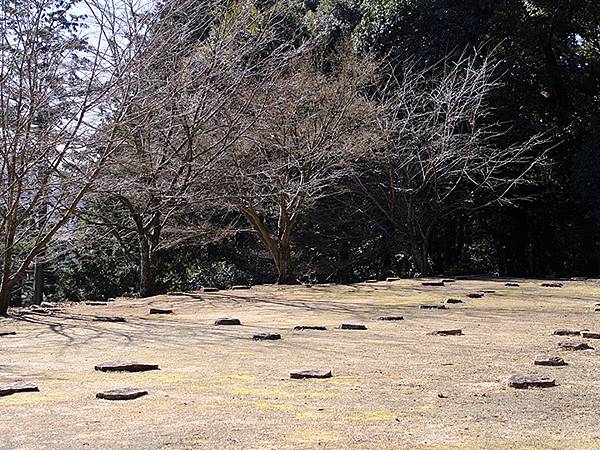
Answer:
274 243 295 284
139 241 156 297
32 261 44 305
0 284 11 316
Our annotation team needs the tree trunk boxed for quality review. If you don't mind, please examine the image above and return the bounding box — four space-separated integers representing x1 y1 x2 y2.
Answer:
275 243 295 284
139 240 156 297
0 283 11 316
32 261 44 305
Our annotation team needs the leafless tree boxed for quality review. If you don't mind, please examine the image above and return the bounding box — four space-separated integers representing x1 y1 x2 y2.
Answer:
0 0 146 314
356 51 550 275
217 52 378 284
87 0 295 296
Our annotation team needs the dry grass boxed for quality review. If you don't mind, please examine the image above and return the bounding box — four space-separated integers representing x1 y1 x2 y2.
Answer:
1 278 600 449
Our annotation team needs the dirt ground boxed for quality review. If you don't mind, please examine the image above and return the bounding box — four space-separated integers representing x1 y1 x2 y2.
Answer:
1 278 600 449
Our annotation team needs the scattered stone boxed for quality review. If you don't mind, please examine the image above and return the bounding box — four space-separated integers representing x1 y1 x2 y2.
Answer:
558 341 594 351
386 277 401 282
290 370 332 379
96 387 148 401
437 393 448 398
377 316 404 321
441 279 456 283
365 279 378 283
40 302 61 308
422 281 445 286
85 301 108 306
294 325 327 331
419 304 446 310
214 318 241 326
541 283 563 288
339 324 367 330
569 277 588 281
553 329 580 336
94 361 159 372
534 355 567 366
93 316 127 323
0 381 39 397
506 374 556 389
167 291 184 296
428 329 463 336
107 298 116 302
231 285 250 290
505 283 520 287
581 331 600 339
481 290 496 294
445 298 463 304
0 331 16 336
149 308 172 315
595 307 600 312
253 333 281 341
202 287 219 293
467 293 484 299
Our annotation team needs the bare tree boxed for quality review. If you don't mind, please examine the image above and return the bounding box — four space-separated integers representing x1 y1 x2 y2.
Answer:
218 52 378 284
0 0 144 314
356 51 550 275
88 0 294 296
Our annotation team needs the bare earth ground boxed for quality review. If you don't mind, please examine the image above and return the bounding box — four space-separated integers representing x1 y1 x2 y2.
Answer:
1 278 600 449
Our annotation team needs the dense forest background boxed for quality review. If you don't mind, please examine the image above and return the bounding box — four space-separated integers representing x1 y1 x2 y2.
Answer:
2 0 599 306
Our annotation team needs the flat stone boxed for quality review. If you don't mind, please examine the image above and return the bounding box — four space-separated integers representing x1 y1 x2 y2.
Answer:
290 370 332 379
365 279 378 283
377 316 404 321
294 326 327 331
422 282 445 286
558 341 594 351
107 298 116 302
94 361 160 372
534 355 567 366
541 283 563 288
149 308 172 315
339 323 367 330
167 291 185 296
85 301 108 306
505 283 520 287
581 331 600 339
0 331 16 336
467 293 484 298
0 381 39 397
506 374 556 389
96 387 148 400
253 333 281 341
419 304 446 310
595 307 600 312
93 316 126 323
202 287 219 292
553 329 580 336
428 329 463 336
445 298 463 304
231 285 250 290
386 277 401 282
214 318 241 326
481 290 496 294
442 279 456 283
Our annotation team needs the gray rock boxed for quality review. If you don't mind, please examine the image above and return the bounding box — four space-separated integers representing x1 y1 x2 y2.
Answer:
253 333 281 341
419 304 447 310
231 285 250 290
96 387 148 400
445 298 463 304
0 381 39 397
442 279 456 283
541 282 563 288
553 329 580 336
377 316 404 321
386 277 401 282
93 316 126 323
365 279 378 283
339 324 367 330
558 341 594 351
505 283 520 287
94 361 159 372
85 301 108 306
290 370 332 379
149 308 172 315
534 355 567 366
581 331 600 339
0 331 16 336
507 374 556 389
467 293 484 299
294 325 327 331
422 281 445 286
202 287 219 292
428 329 463 336
214 318 241 326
